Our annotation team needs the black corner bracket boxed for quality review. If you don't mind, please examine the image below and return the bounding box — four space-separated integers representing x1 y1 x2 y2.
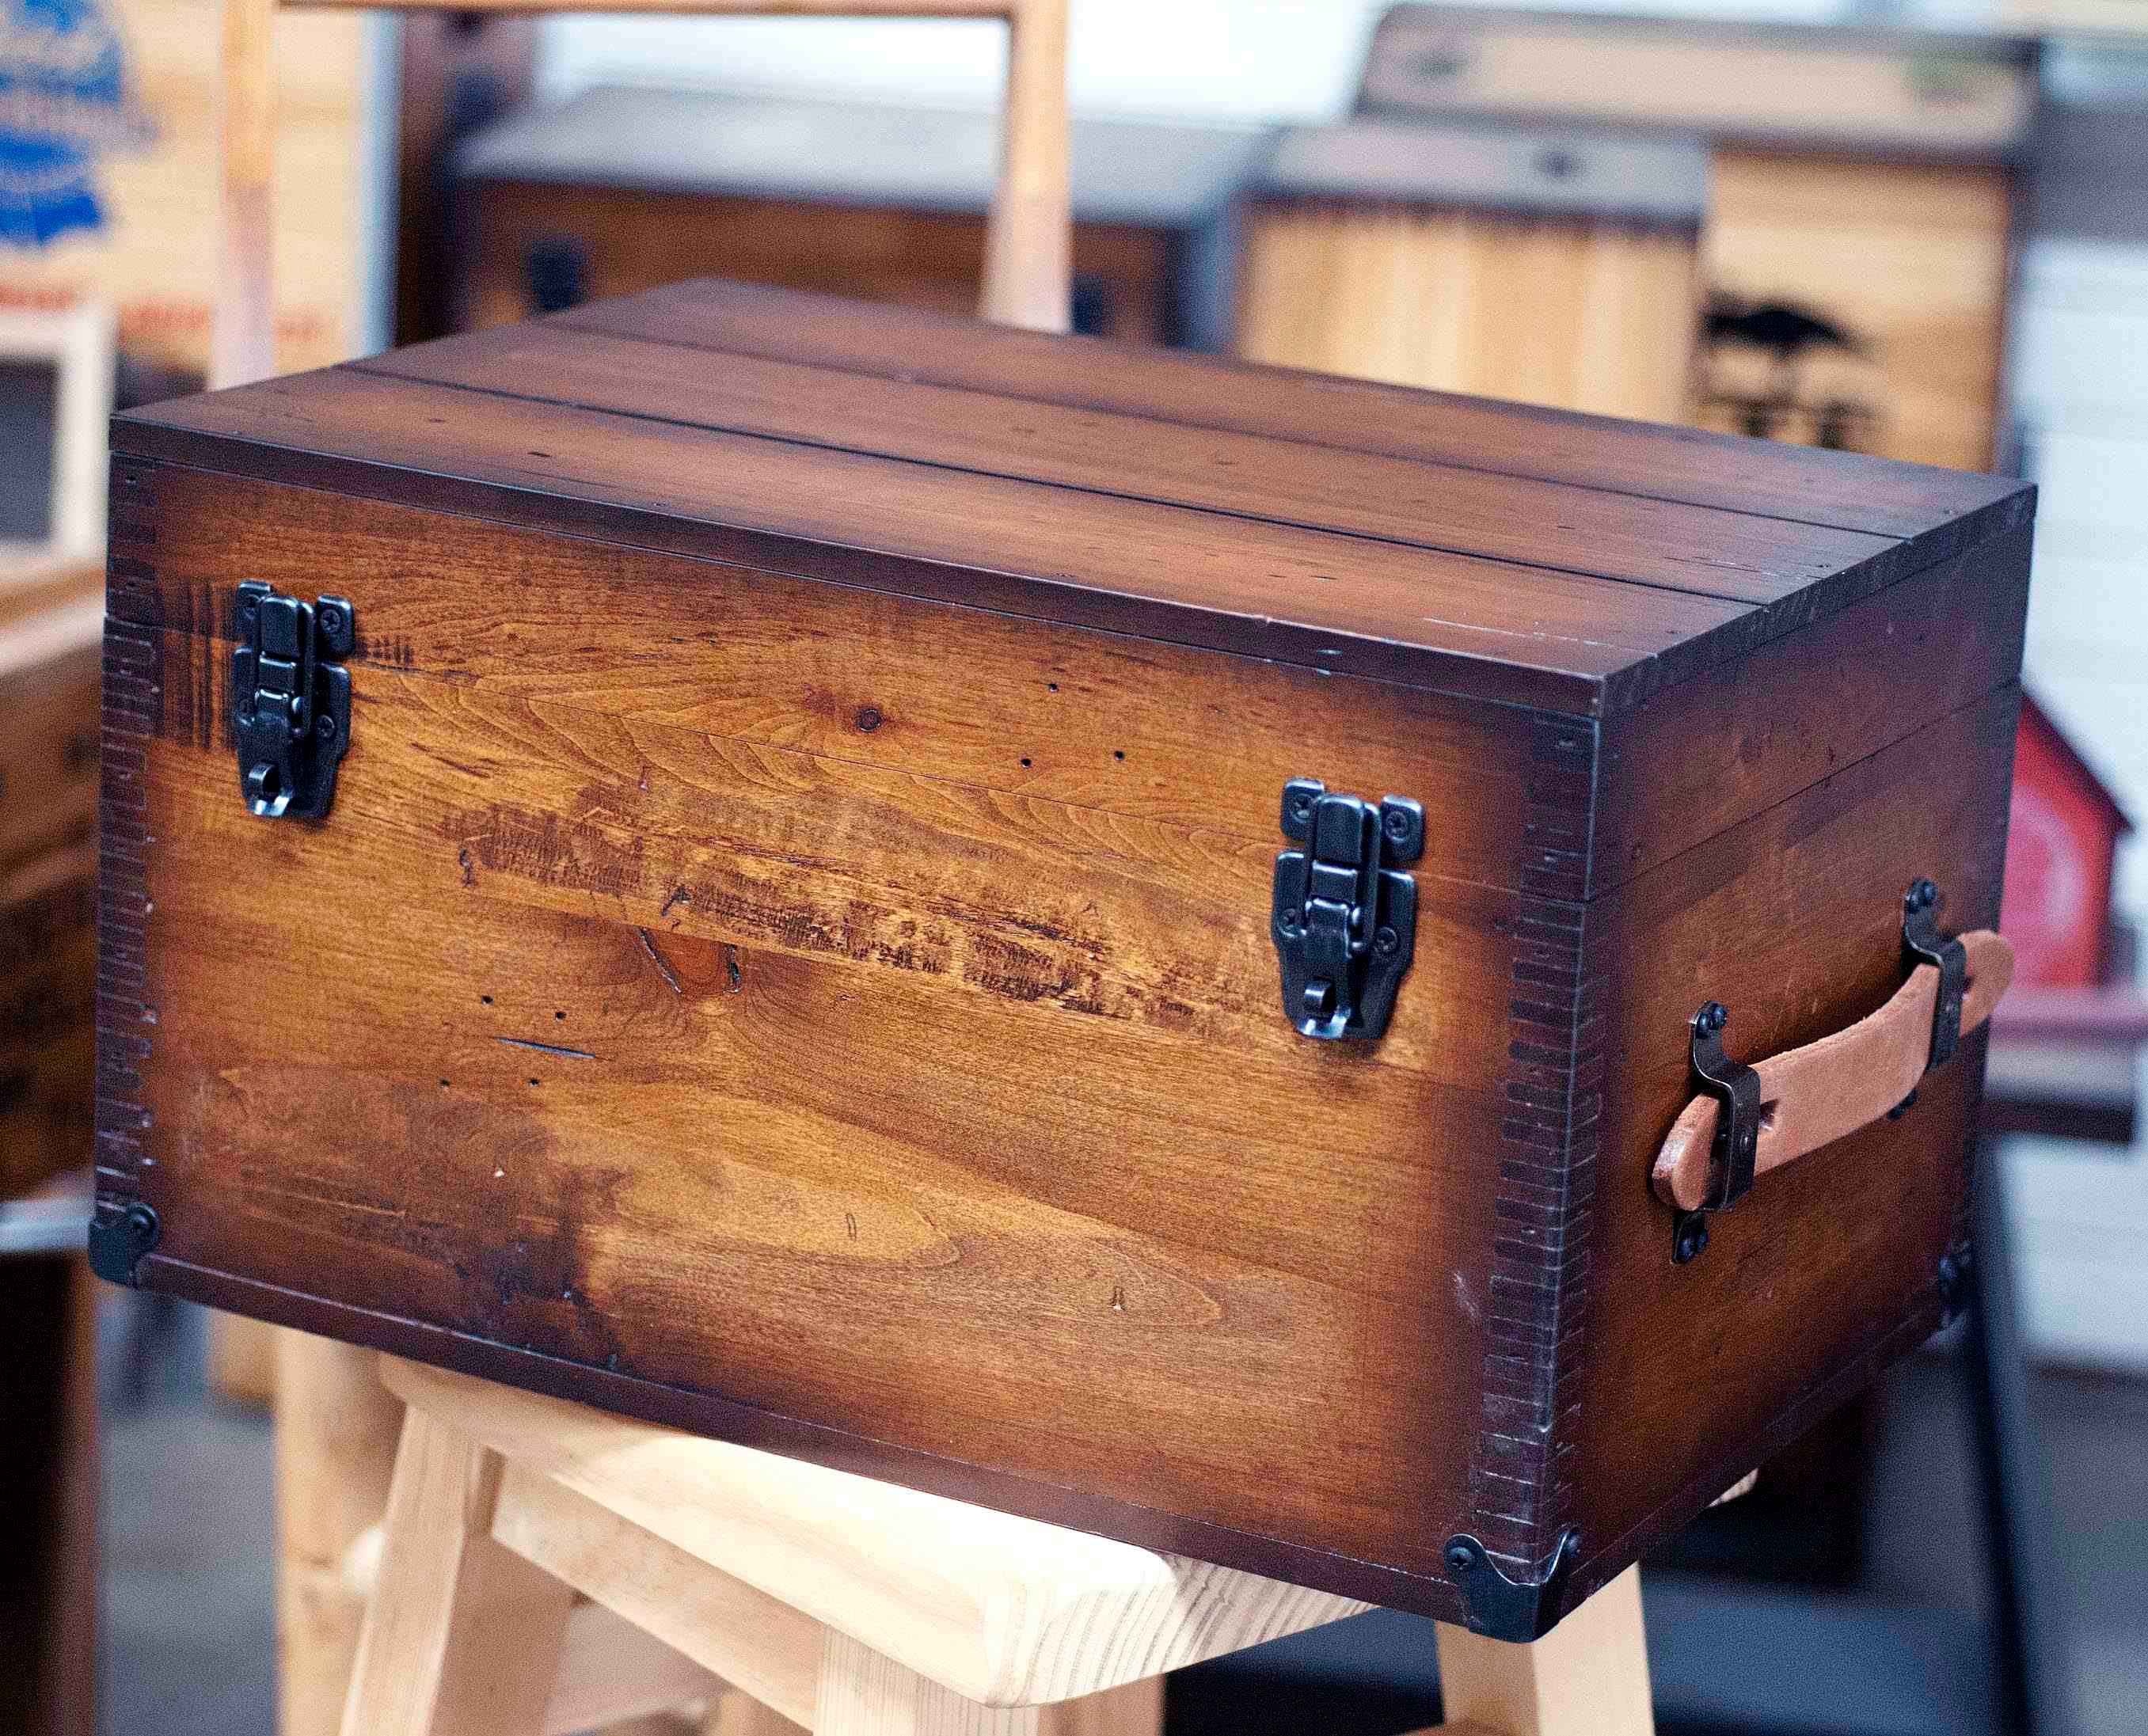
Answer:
1443 1529 1583 1641
88 1202 160 1287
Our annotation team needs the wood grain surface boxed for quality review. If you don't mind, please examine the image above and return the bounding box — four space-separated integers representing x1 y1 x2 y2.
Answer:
97 280 2032 1625
114 278 2033 715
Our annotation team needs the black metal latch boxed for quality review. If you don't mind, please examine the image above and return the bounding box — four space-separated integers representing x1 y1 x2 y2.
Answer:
231 581 353 819
1903 877 1968 1069
1271 778 1424 1041
1672 1000 1763 1264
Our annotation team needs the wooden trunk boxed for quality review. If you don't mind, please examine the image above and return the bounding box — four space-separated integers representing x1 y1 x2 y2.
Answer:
453 85 1266 351
94 280 2033 1635
2 566 101 1202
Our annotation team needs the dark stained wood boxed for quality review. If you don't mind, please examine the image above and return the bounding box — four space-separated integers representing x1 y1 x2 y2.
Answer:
112 371 1754 718
358 321 1904 607
117 467 1575 895
97 280 2035 1628
107 497 1533 1605
1595 520 2032 895
113 277 2035 718
563 278 2032 545
1554 685 2018 1613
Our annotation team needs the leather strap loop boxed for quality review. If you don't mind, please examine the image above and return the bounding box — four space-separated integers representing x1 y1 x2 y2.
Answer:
1651 930 2014 1214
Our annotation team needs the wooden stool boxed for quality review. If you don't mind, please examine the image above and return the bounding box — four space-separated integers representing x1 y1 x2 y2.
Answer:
344 1358 1654 1736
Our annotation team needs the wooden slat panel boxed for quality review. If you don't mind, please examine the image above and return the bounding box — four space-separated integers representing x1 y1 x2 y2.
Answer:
108 473 1533 1598
1559 683 2017 1605
357 322 1894 605
561 278 2027 541
116 465 1583 897
110 371 1762 716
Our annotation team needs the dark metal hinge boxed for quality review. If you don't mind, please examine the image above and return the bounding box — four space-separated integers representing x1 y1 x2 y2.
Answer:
232 581 354 819
1271 778 1423 1041
1672 999 1764 1264
1903 878 1968 1071
1443 1529 1583 1641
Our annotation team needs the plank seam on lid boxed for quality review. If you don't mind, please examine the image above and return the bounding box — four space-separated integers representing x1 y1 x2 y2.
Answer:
546 303 1928 545
348 331 1909 604
106 424 1755 717
342 355 1823 609
551 279 2028 541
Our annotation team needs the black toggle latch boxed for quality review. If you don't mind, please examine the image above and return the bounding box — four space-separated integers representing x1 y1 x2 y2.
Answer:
1271 778 1424 1041
231 580 354 820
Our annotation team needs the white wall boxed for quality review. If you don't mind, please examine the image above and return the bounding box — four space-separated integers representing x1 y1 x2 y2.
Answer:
537 0 1995 124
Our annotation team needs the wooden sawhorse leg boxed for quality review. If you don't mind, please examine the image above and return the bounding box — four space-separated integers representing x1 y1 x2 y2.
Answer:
343 1359 1648 1736
1429 1566 1652 1735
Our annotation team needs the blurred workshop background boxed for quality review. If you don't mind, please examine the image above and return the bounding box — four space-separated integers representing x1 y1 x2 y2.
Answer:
4 2 2148 1734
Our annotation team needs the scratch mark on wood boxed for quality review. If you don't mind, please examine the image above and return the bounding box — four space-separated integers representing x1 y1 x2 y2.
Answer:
494 1037 598 1062
660 885 691 917
725 944 743 993
635 927 683 997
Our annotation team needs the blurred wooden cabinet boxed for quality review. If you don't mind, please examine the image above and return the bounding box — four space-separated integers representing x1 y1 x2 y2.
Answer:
1355 6 2040 469
1 566 100 1206
453 85 1268 348
1236 119 1703 423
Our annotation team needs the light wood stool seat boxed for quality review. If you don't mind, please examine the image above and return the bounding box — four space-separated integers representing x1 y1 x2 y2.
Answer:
344 1358 1655 1736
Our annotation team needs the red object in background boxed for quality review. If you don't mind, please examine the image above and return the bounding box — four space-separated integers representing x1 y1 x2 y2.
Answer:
2002 693 2132 988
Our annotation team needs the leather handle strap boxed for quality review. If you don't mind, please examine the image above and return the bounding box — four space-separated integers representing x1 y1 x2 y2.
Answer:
1651 930 2015 1213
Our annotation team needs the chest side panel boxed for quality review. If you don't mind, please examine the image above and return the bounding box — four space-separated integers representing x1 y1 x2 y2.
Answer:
1557 677 2020 1613
96 460 1594 1611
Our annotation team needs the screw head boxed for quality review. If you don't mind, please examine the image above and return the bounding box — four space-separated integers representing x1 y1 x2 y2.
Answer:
236 701 255 726
1290 795 1313 822
1383 807 1412 842
1446 1542 1476 1575
1697 1001 1728 1035
1909 878 1938 912
1280 906 1302 931
1673 1214 1710 1264
319 605 343 634
1374 926 1400 955
315 713 336 740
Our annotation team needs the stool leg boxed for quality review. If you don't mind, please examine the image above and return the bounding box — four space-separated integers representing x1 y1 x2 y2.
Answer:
1433 1566 1652 1736
340 1407 575 1736
1037 1679 1164 1736
815 1630 1040 1736
276 1332 402 1736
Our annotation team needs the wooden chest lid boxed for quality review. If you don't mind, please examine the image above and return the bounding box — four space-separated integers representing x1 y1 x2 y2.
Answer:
112 278 2031 717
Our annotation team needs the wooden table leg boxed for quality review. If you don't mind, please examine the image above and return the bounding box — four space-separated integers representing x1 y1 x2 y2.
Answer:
276 1331 404 1736
340 1407 575 1736
1432 1567 1653 1736
815 1629 1040 1736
